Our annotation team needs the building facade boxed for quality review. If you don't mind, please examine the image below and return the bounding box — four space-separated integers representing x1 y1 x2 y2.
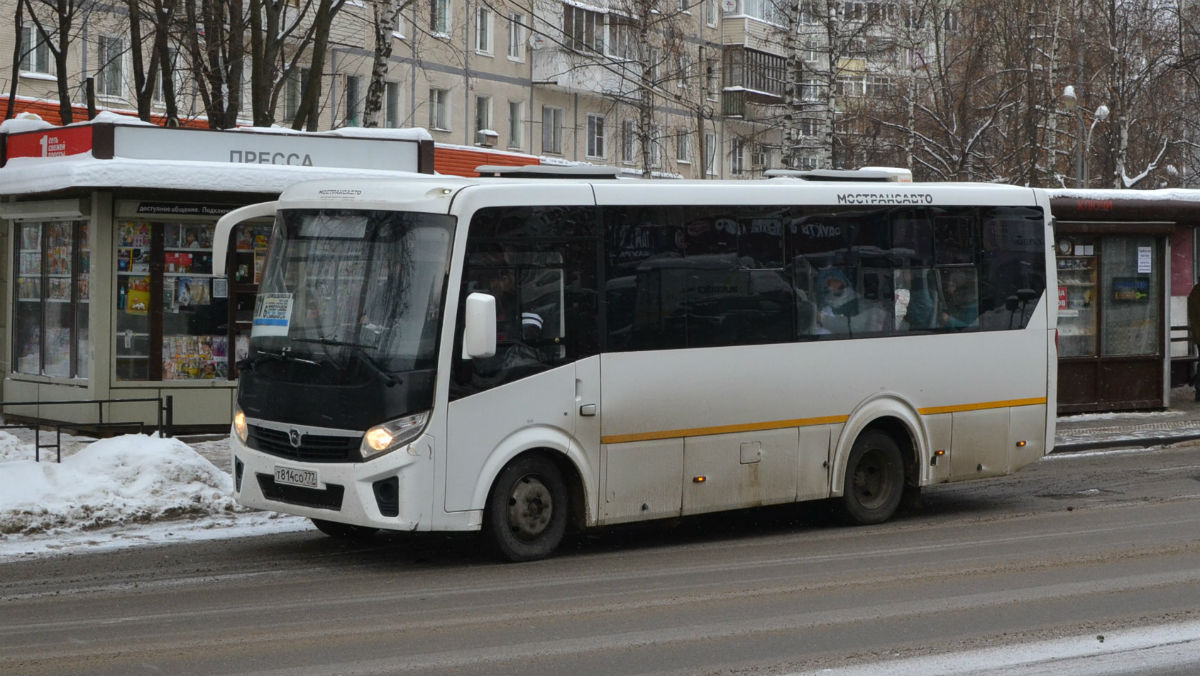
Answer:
0 0 799 180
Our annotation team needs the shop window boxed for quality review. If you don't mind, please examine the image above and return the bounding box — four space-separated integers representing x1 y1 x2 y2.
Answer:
12 220 90 378
230 223 273 372
1101 236 1159 357
114 221 230 381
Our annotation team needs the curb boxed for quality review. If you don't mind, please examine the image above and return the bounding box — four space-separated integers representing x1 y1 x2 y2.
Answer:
1051 433 1200 453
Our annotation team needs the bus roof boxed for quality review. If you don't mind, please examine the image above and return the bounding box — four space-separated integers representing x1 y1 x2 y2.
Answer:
271 174 1045 212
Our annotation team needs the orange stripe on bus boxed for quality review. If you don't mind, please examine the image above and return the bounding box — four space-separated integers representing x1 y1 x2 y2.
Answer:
917 397 1047 415
601 415 849 445
600 398 1047 445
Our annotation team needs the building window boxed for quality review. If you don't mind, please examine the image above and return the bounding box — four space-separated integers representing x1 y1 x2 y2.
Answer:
799 117 819 137
508 13 525 60
837 76 864 98
431 0 450 35
751 143 768 169
677 54 690 89
508 100 523 148
19 26 53 75
866 75 893 98
13 221 89 378
98 35 124 98
650 126 662 168
676 130 691 163
607 14 638 61
705 132 716 175
285 68 309 122
706 0 717 25
741 0 786 24
621 120 635 163
386 81 401 127
799 0 819 23
475 95 492 133
564 4 603 53
344 75 361 126
429 88 450 130
801 78 821 101
586 114 605 158
476 6 493 54
152 47 182 103
542 105 563 154
730 138 744 175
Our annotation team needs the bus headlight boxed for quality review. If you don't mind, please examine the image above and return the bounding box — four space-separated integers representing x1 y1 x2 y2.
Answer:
233 405 248 444
360 411 430 460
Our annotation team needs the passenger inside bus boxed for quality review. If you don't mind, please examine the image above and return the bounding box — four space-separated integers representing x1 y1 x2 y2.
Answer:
817 268 888 336
940 269 979 329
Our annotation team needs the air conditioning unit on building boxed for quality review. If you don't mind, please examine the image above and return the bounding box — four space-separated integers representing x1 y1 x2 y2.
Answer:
476 129 499 147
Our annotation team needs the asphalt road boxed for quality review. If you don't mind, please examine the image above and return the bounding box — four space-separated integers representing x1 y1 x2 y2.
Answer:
2 443 1200 676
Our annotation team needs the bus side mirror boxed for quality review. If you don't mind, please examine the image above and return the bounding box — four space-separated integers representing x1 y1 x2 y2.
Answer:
462 293 497 359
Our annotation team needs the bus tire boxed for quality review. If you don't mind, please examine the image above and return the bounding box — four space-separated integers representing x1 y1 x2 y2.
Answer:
838 429 904 525
485 455 568 562
311 518 379 539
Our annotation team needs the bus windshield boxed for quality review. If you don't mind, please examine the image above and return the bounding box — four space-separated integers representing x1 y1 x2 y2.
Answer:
240 209 454 427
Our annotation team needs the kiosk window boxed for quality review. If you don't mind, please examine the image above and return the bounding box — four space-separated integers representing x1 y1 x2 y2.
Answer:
115 221 230 381
12 220 90 379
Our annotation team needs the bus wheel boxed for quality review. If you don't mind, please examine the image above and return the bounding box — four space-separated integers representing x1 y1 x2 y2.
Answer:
485 456 568 562
838 430 904 525
311 518 379 539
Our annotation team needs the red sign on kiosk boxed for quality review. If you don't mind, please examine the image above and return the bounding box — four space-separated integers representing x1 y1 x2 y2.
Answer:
5 125 96 160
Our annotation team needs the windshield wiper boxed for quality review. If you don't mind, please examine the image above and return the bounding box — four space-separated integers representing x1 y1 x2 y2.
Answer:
237 348 320 372
291 337 400 387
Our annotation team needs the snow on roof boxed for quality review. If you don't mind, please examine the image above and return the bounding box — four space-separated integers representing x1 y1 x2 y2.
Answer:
0 155 429 196
1048 188 1200 203
229 124 433 142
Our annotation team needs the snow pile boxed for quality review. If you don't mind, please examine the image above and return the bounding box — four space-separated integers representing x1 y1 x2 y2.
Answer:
0 432 239 536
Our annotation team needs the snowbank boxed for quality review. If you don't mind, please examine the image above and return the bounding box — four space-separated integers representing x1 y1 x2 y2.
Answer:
0 432 238 535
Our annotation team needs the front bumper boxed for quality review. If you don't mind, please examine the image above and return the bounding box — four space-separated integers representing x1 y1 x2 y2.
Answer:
231 426 434 532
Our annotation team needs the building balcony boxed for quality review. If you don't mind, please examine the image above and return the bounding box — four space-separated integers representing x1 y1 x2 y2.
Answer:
721 88 782 119
531 45 639 97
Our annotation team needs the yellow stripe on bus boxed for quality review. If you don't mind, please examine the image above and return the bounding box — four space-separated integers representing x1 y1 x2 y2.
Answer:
917 397 1047 415
601 415 849 445
600 397 1047 445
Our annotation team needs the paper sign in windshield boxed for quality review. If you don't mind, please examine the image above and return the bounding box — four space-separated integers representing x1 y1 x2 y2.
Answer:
252 293 294 337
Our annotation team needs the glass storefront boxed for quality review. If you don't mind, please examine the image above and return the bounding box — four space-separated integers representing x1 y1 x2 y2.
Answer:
112 219 270 381
12 220 90 378
1101 235 1160 357
1056 235 1161 359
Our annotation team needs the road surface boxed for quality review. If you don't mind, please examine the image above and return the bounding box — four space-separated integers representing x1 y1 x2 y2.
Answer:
2 443 1200 675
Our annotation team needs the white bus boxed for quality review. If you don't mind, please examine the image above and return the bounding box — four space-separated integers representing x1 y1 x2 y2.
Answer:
215 170 1057 561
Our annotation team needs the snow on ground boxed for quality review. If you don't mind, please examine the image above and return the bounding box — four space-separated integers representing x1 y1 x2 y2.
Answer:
0 430 307 561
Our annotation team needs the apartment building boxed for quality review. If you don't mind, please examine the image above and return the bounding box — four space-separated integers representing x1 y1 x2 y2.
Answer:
0 0 794 179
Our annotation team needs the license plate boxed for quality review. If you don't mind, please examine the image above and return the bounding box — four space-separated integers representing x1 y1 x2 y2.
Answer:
274 465 319 489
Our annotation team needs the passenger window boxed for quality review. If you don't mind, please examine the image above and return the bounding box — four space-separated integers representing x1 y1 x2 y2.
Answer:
451 207 599 400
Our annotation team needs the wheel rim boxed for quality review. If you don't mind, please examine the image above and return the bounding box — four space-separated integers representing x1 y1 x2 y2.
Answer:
507 474 553 541
851 448 892 510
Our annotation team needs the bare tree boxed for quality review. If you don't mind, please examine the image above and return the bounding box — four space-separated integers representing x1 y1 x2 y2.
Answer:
1092 0 1178 188
181 0 245 128
125 0 180 121
19 0 89 123
291 0 347 130
362 0 412 127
